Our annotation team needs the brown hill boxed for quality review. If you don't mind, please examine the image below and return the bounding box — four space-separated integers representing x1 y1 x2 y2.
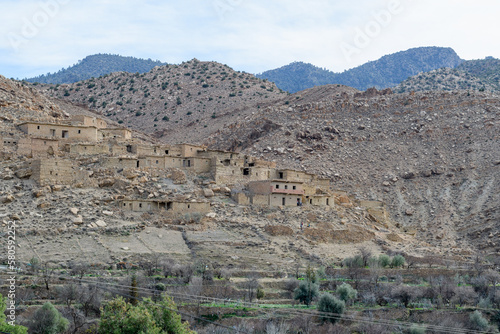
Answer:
203 87 500 257
41 59 286 144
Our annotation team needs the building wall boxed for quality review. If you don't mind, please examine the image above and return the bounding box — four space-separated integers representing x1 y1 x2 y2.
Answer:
70 143 109 155
19 123 99 142
231 192 250 205
100 128 132 140
180 144 205 157
213 165 273 185
31 158 89 186
269 194 303 207
102 157 140 169
18 138 59 157
119 200 210 214
250 194 269 206
71 115 107 129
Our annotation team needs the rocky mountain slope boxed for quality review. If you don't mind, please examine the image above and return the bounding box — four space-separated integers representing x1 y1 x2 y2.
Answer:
1 75 434 271
203 86 500 257
25 54 166 84
42 59 286 143
257 47 464 92
394 58 500 93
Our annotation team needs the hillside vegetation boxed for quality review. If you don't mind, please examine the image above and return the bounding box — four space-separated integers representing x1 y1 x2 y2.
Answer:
25 54 166 84
43 59 286 143
395 57 500 93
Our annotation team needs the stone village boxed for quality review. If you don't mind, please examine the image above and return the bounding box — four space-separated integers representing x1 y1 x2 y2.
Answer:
1 115 382 222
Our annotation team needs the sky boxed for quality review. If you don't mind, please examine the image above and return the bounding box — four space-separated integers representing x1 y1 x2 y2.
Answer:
1 0 499 79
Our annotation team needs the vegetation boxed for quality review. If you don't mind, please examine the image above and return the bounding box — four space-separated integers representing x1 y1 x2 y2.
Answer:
317 293 345 324
26 302 69 334
25 54 166 84
257 47 463 92
99 295 194 334
0 294 28 334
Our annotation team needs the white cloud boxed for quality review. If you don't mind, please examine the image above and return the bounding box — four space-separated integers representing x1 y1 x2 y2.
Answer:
1 0 499 78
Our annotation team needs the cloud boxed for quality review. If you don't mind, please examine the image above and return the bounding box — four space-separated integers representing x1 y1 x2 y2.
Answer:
0 0 499 78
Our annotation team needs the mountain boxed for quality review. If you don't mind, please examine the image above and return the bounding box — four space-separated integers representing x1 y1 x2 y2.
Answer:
255 62 336 94
257 47 464 93
42 59 286 143
25 54 166 84
394 57 500 93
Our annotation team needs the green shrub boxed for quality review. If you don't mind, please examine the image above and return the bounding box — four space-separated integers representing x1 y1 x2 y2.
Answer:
317 293 345 324
408 324 426 334
294 280 319 306
391 255 405 268
27 302 69 334
336 283 357 305
469 310 488 331
378 254 391 267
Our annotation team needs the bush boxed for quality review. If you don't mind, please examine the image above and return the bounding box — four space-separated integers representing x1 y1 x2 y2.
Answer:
27 302 69 334
317 293 345 324
408 324 426 334
336 283 357 305
343 256 363 268
0 294 27 334
391 255 406 268
378 254 391 268
469 310 489 331
294 280 319 306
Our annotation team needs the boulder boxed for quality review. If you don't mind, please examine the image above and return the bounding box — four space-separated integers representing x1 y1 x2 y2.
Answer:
103 210 113 216
70 207 79 215
206 212 217 218
203 188 214 197
95 220 107 228
72 215 83 225
15 168 32 179
1 195 15 204
98 178 116 188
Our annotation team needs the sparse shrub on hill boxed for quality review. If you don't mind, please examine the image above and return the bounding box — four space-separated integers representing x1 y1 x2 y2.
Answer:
469 310 489 331
391 255 406 268
336 283 357 306
317 293 345 324
26 302 69 334
294 280 319 306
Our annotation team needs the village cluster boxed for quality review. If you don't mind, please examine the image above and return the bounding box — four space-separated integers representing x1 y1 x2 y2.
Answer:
2 115 340 217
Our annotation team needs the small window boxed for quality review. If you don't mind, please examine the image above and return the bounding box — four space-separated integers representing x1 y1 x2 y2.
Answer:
278 172 284 179
78 130 81 134
285 185 288 189
187 204 190 209
276 185 279 189
165 150 169 155
293 186 296 190
156 160 159 164
123 203 126 207
139 203 142 208
37 125 40 130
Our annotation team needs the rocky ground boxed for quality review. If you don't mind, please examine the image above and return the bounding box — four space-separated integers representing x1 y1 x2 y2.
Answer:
204 86 500 259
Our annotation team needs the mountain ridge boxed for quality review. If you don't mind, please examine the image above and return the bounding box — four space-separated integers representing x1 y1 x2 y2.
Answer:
25 54 166 84
257 46 464 92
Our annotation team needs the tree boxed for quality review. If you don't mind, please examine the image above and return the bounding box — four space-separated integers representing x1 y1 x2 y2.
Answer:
99 295 194 334
0 293 28 334
129 274 139 306
27 302 69 334
336 283 358 306
317 293 345 324
469 310 489 331
294 280 319 306
391 255 405 268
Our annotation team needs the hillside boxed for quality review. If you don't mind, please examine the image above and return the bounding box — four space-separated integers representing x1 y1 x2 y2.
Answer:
257 46 464 93
25 54 166 84
393 68 497 93
394 58 500 93
204 87 500 257
42 59 286 143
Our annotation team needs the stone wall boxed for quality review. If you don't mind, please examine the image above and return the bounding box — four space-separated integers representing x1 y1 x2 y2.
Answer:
119 199 210 215
70 143 110 155
31 158 89 186
19 123 99 142
18 137 59 157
